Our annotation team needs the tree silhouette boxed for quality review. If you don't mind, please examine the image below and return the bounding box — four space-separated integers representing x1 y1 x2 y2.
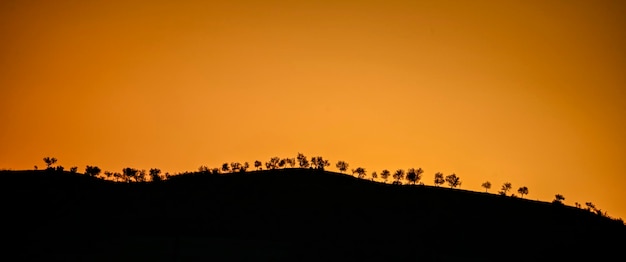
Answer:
553 194 565 204
393 169 405 183
241 162 250 172
85 165 101 177
150 168 162 182
104 171 113 180
221 163 230 173
254 160 262 170
278 159 287 169
55 166 64 172
352 167 367 178
43 157 57 169
444 173 461 188
434 172 445 187
481 181 492 192
380 170 391 183
286 158 296 168
266 157 281 170
123 167 138 182
297 153 310 168
198 165 210 174
371 171 378 181
585 202 596 212
230 162 242 173
336 161 349 173
311 156 330 170
517 186 529 198
136 169 147 182
69 166 78 173
406 168 424 185
499 182 512 195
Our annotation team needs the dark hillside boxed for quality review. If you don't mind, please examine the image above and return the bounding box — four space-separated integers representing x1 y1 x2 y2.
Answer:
1 169 624 261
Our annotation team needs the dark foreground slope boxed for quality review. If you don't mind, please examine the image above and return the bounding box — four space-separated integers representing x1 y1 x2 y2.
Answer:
1 169 624 261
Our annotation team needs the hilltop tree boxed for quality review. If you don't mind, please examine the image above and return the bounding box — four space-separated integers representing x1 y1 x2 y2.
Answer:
85 166 101 178
43 157 57 169
123 167 138 182
104 171 113 180
371 171 378 181
297 153 310 168
393 169 405 183
266 157 281 170
230 162 242 173
481 181 492 192
55 166 64 172
310 156 330 170
278 159 287 168
517 186 529 198
254 160 262 170
221 163 230 173
352 167 367 178
445 173 461 188
434 172 445 187
69 166 78 173
241 162 250 172
499 182 512 195
198 165 210 174
406 168 424 185
585 202 596 211
336 161 349 173
380 170 391 183
286 158 296 168
150 168 162 182
553 194 565 204
136 169 147 182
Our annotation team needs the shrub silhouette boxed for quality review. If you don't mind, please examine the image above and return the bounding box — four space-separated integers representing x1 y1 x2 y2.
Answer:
254 160 262 170
296 153 310 168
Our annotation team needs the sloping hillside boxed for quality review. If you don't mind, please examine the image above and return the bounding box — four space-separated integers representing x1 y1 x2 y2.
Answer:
1 169 624 261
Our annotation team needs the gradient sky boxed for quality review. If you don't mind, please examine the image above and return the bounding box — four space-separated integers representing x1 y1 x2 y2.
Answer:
1 0 625 219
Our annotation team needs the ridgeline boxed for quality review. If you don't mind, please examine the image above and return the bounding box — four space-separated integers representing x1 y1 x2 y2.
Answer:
1 169 624 261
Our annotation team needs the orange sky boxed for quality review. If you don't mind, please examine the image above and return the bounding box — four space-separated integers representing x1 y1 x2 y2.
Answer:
2 0 625 219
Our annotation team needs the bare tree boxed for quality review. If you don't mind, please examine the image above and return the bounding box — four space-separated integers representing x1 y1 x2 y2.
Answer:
481 181 492 192
434 172 445 187
445 173 461 188
336 161 349 173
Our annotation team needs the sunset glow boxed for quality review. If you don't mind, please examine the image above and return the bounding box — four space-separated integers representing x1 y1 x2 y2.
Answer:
1 1 625 219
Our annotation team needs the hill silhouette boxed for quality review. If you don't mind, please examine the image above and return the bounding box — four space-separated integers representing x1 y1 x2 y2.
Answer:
1 169 624 261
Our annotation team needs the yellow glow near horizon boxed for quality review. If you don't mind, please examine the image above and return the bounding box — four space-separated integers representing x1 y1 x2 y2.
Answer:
1 0 625 219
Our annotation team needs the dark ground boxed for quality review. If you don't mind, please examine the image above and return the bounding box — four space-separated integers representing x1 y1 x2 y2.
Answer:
1 169 624 261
